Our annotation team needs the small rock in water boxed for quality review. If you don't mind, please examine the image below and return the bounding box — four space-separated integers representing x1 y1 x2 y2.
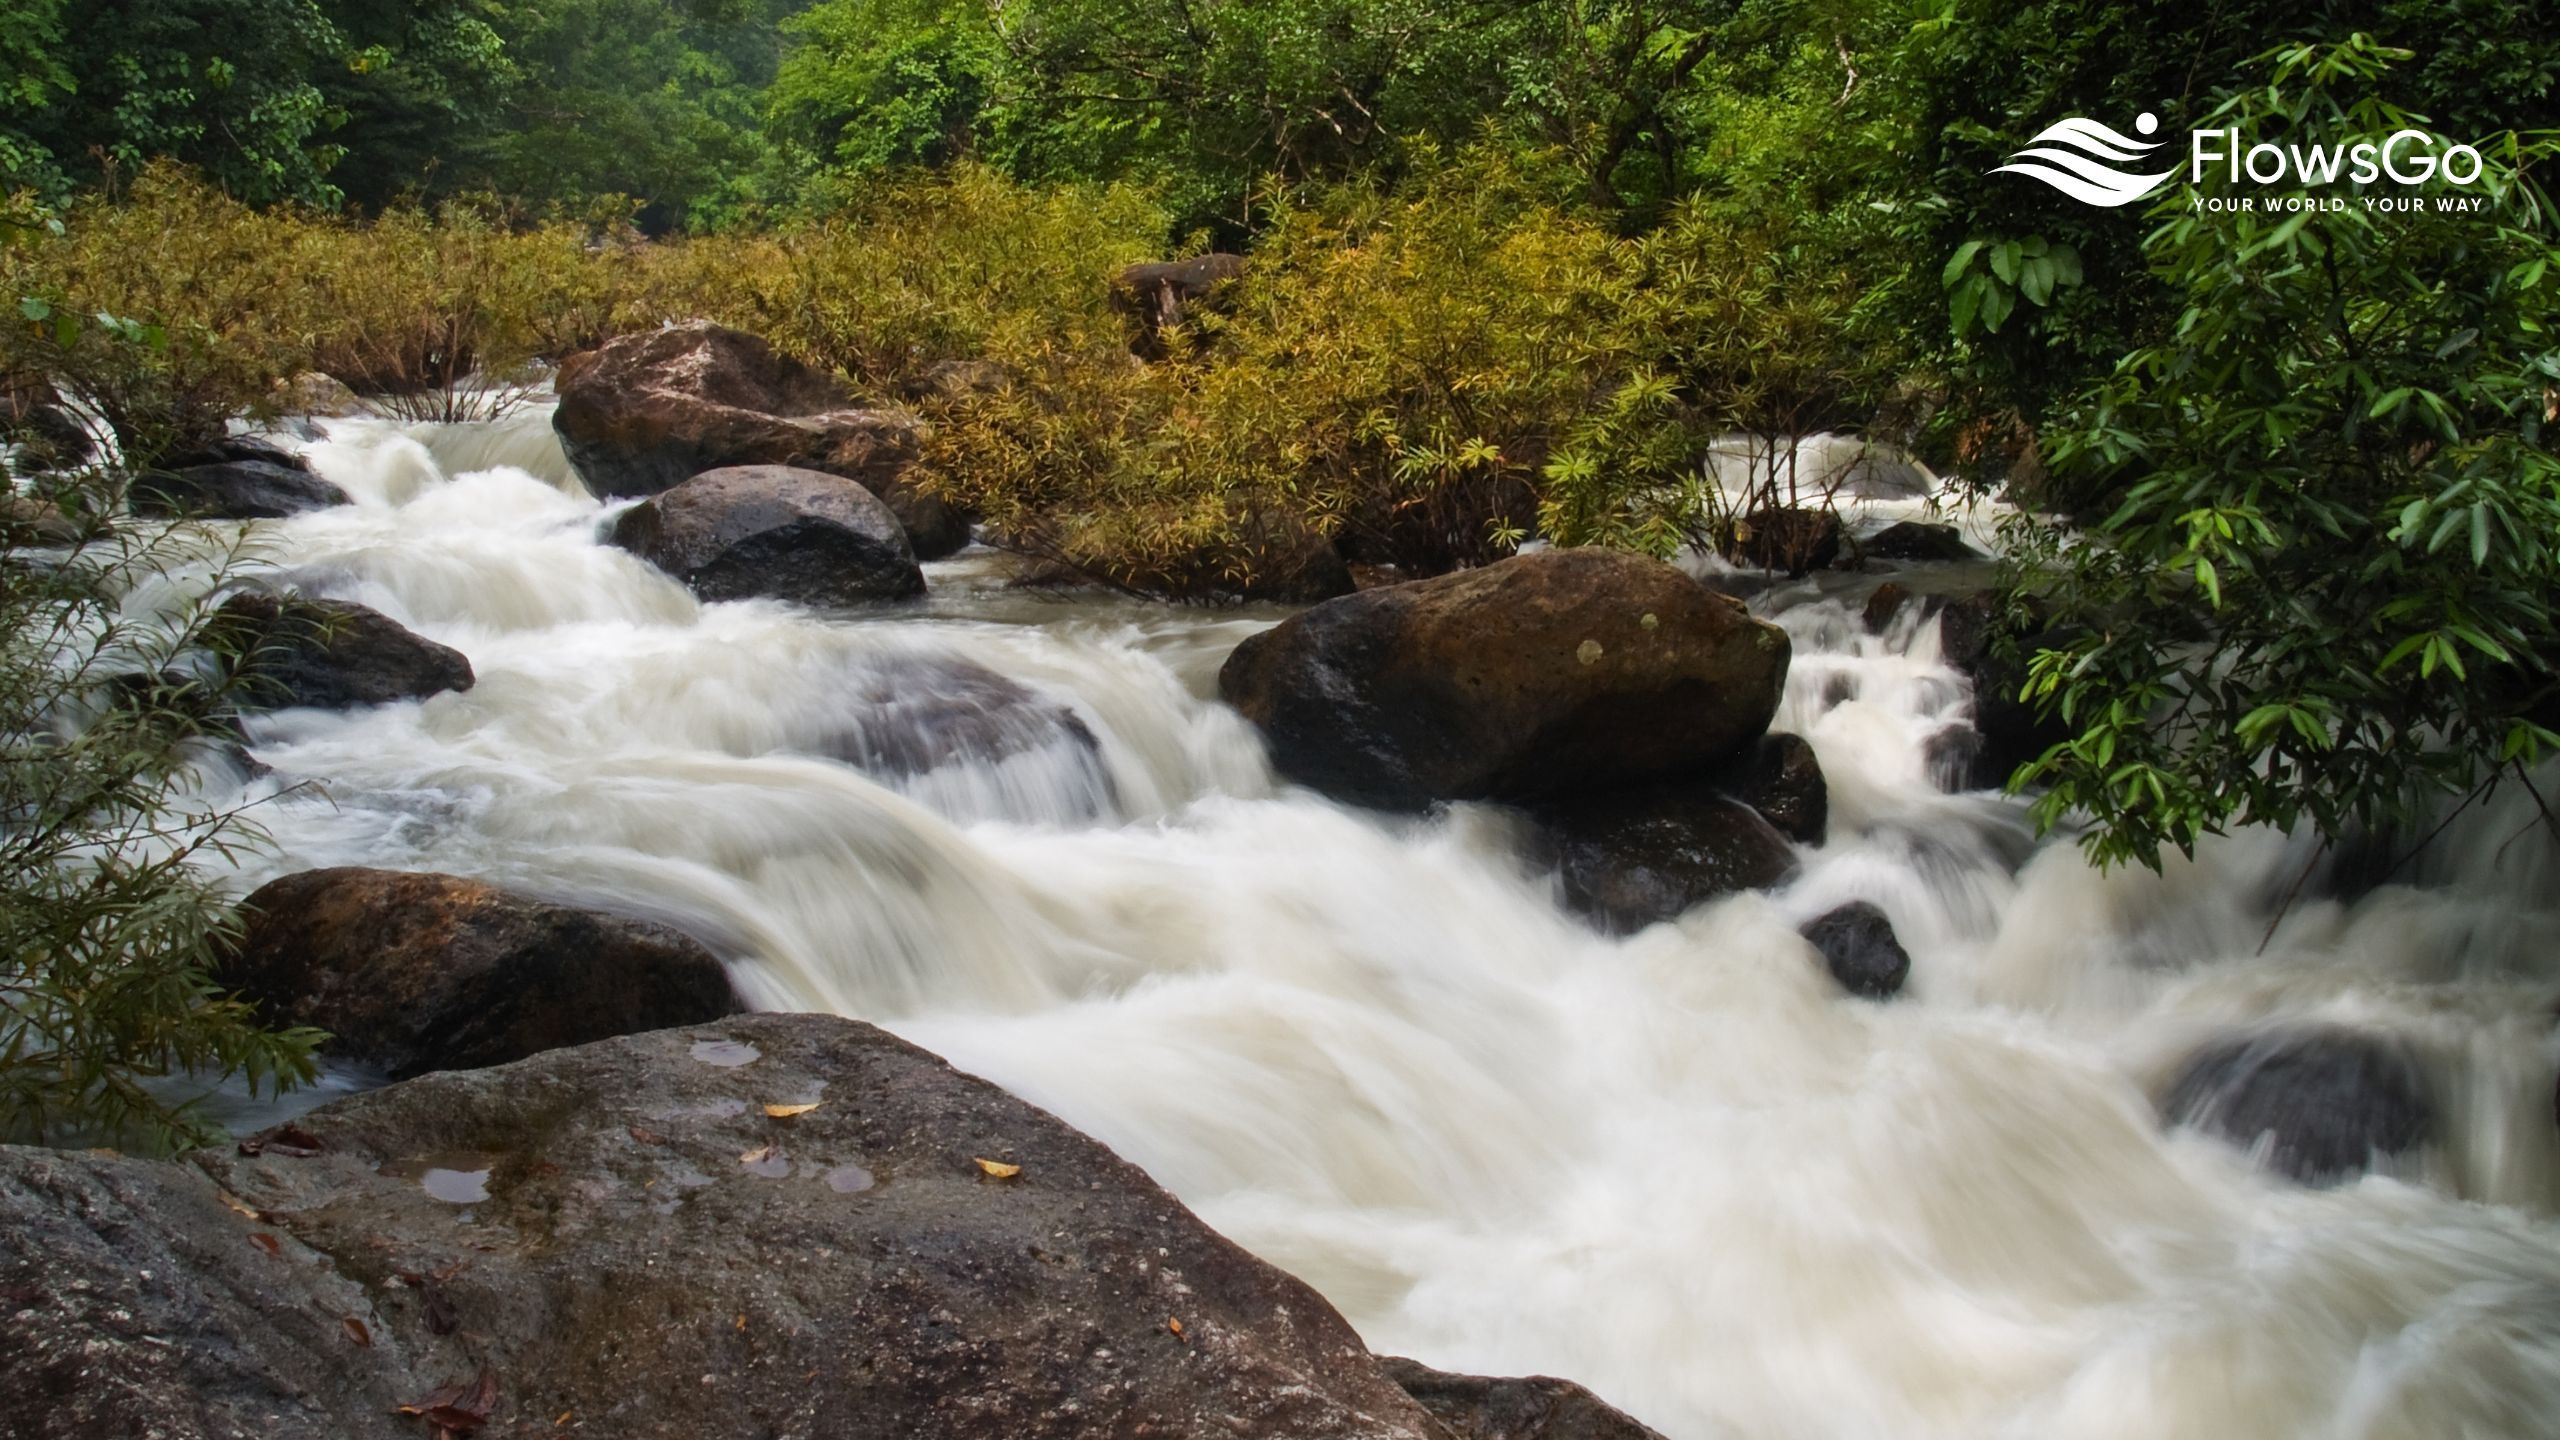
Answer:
1378 1356 1670 1440
1864 520 1981 562
1799 902 1909 999
2161 1027 2429 1185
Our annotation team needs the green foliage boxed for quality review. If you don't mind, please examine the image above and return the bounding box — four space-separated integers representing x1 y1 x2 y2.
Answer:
1 302 322 1149
2013 38 2560 869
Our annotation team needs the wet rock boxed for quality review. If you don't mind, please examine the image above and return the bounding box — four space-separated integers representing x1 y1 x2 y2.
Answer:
0 1014 1470 1440
1864 521 1980 562
161 434 315 472
1 380 94 471
1380 1357 1670 1440
1729 732 1827 845
212 592 472 710
131 455 349 520
1220 548 1790 810
1722 507 1841 575
553 323 966 558
0 493 101 547
2161 1027 2429 1185
1860 578 2070 789
823 652 1099 779
1542 788 1800 934
609 464 925 606
1112 253 1246 356
225 867 742 1080
1799 901 1909 999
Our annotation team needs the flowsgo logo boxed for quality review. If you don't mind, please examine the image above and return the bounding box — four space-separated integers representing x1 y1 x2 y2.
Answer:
1995 112 2490 213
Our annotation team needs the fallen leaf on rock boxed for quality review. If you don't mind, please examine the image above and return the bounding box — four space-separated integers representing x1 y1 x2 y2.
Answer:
399 1366 498 1433
343 1316 372 1347
734 1312 747 1331
972 1157 1021 1179
248 1233 282 1257
555 1412 573 1427
217 1191 267 1221
238 1123 326 1158
1167 1317 1184 1336
627 1124 667 1146
740 1144 777 1164
762 1102 819 1118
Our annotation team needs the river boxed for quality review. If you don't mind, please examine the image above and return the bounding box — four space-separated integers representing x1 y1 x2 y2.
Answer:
193 405 2560 1438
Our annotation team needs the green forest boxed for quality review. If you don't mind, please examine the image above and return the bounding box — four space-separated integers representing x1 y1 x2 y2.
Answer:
5 0 2560 1143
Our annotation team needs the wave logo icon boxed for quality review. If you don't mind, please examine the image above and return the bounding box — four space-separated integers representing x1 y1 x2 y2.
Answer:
1994 111 2177 207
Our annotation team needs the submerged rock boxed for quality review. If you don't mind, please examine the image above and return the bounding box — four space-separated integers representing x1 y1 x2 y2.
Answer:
0 1014 1475 1440
553 323 966 557
609 464 926 605
1380 1357 1671 1440
1799 901 1910 999
1723 507 1841 575
226 867 741 1079
823 652 1098 780
213 592 474 710
1220 548 1790 810
2161 1027 2430 1185
1542 788 1800 934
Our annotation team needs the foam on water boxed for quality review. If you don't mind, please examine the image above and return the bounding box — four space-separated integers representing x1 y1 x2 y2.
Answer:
190 417 2560 1438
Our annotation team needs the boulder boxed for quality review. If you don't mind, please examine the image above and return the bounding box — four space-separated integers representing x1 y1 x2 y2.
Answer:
0 494 100 548
225 867 742 1080
269 371 370 418
1864 521 1981 562
1 379 93 471
552 323 966 558
1543 788 1800 934
1220 549 1790 810
1111 253 1247 356
214 592 474 710
609 464 926 606
2161 1027 2429 1185
1799 901 1910 999
1380 1357 1670 1440
131 455 349 520
1728 732 1827 845
0 1014 1477 1440
1723 507 1841 575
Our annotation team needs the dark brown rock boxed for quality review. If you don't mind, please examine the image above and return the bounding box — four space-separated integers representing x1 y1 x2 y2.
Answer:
132 450 349 520
1112 253 1246 355
0 1014 1470 1440
225 867 741 1079
1864 520 1981 562
1729 732 1826 844
609 464 925 605
553 324 966 557
213 592 473 710
1220 549 1790 810
1381 1357 1671 1440
1724 507 1841 575
1541 787 1800 933
1800 901 1909 998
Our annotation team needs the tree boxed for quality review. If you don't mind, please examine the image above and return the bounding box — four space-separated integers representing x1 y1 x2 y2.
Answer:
2012 37 2560 870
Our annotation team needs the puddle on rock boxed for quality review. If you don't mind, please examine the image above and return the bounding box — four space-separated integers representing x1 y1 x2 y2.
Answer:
824 1164 875 1194
689 1039 761 1068
381 1153 500 1204
740 1146 792 1179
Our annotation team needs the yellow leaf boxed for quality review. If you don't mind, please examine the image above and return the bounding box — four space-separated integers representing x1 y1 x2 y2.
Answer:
762 1102 819 1118
1167 1317 1184 1337
740 1144 777 1164
973 1157 1022 1179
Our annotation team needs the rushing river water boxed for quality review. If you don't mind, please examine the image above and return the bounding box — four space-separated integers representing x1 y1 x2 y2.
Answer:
186 407 2560 1438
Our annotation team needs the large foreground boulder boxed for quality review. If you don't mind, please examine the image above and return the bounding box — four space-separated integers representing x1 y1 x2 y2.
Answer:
610 464 925 605
1220 549 1791 810
0 1014 1560 1440
2161 1027 2430 1185
226 867 741 1079
214 592 473 710
553 323 966 558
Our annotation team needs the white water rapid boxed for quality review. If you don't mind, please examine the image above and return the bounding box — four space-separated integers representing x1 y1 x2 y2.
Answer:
191 408 2560 1439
